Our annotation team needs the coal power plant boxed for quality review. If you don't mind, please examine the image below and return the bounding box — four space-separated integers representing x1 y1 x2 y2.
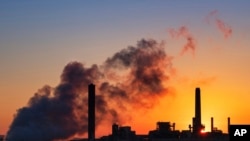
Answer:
2 85 230 141
70 85 229 141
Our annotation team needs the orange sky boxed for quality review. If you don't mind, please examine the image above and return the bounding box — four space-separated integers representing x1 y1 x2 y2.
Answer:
1 1 250 139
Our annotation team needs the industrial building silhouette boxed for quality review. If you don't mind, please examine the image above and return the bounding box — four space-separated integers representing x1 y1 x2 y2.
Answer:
0 84 230 141
81 84 230 141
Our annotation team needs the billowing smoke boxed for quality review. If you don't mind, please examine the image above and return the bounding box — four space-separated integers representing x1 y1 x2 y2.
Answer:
206 10 232 38
6 39 175 141
6 63 101 141
168 26 196 56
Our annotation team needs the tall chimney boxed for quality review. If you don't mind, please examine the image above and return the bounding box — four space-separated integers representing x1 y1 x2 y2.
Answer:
88 84 95 141
195 88 201 125
227 117 230 134
193 87 203 135
211 117 214 132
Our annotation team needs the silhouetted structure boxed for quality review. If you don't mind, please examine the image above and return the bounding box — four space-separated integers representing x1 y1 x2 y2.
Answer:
69 87 231 141
99 87 230 141
0 135 4 141
211 117 214 132
210 117 223 135
148 122 179 140
100 123 139 141
192 87 204 136
88 84 95 141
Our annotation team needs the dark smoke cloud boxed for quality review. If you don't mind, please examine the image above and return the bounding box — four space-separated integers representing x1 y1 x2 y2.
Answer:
6 39 175 141
206 10 232 39
168 26 196 56
6 63 99 141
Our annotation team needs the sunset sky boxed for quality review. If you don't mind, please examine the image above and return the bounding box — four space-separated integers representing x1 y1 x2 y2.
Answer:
1 0 250 138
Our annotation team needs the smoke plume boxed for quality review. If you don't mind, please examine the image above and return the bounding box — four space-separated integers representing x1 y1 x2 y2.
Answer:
168 26 196 56
6 39 175 141
206 10 232 39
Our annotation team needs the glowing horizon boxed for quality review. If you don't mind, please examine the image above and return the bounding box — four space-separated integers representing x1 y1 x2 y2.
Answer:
1 1 250 140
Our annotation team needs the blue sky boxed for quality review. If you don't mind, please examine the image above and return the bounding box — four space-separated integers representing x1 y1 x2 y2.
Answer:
1 0 250 136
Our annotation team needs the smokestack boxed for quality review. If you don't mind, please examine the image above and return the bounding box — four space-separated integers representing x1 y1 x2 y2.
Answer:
5 39 175 141
211 117 214 132
112 123 119 135
193 87 203 135
228 117 230 133
88 84 95 141
195 88 201 125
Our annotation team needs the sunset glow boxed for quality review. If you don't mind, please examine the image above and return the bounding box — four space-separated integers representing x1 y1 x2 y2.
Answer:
1 1 250 140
